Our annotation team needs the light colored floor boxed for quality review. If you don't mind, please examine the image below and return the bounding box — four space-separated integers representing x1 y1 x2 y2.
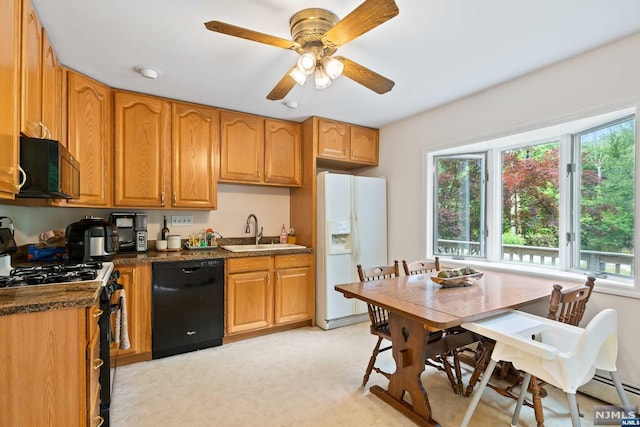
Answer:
110 322 602 427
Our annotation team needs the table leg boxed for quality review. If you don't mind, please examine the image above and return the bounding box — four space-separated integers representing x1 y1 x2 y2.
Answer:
369 312 441 427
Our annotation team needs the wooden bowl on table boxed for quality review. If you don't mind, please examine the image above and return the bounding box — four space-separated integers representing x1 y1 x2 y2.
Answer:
430 272 484 287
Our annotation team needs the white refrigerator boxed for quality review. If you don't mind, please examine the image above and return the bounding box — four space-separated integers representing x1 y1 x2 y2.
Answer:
316 171 388 330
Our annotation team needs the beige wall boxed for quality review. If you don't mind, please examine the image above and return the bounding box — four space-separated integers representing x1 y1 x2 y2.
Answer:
376 32 640 388
1 183 290 244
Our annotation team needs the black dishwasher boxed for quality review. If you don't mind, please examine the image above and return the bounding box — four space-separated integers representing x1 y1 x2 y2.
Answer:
152 259 224 359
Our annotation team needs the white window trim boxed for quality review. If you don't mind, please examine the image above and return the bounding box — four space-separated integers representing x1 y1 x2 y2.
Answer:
424 105 640 299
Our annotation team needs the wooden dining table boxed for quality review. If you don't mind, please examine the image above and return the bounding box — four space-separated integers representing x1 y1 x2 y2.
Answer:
335 269 568 427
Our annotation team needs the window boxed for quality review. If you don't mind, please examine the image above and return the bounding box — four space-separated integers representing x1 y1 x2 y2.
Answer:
434 154 486 258
501 141 560 267
429 108 636 288
572 115 635 277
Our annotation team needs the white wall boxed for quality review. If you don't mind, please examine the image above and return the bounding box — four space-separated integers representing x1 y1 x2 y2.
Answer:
1 183 290 244
376 32 640 388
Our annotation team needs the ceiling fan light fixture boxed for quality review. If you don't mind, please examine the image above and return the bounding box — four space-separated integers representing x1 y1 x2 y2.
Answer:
297 51 316 75
289 66 307 86
322 56 344 80
314 66 332 89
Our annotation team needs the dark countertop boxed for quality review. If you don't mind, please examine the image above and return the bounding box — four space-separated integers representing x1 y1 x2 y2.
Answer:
0 280 101 316
1 243 313 316
112 245 313 266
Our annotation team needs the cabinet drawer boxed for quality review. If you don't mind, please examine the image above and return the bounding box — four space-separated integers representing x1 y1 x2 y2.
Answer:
275 253 312 269
227 256 271 273
87 300 102 341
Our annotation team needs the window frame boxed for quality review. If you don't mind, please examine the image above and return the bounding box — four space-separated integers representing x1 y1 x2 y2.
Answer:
425 106 640 298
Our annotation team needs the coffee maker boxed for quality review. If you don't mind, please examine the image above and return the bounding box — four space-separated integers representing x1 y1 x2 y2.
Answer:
110 213 148 252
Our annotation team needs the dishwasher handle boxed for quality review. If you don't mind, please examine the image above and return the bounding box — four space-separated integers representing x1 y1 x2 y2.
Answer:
182 267 200 274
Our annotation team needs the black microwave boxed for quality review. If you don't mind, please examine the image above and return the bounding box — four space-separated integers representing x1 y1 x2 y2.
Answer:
17 136 80 199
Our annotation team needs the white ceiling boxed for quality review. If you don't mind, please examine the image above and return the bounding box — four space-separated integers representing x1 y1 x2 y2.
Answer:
33 0 640 128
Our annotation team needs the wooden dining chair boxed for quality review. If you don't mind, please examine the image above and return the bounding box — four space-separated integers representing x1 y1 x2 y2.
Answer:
464 277 596 427
357 260 400 387
402 257 440 275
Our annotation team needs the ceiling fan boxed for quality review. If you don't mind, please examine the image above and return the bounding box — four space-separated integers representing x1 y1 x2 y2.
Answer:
204 0 399 100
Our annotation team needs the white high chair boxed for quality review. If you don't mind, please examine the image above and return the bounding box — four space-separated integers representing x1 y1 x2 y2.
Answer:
459 309 631 427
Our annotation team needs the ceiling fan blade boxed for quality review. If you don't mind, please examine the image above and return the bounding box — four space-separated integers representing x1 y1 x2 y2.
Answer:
204 21 300 50
335 56 395 94
323 0 399 47
267 65 297 100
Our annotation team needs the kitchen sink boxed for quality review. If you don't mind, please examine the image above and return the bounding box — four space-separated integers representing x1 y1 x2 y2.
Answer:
221 243 307 252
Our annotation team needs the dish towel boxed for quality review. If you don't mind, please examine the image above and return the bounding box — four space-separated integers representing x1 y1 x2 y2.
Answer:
114 289 131 350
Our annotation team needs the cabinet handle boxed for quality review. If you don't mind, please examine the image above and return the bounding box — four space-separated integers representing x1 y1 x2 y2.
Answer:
351 150 355 157
257 170 261 179
93 358 104 370
161 192 165 206
275 271 280 286
173 192 177 205
93 309 104 318
95 415 105 427
18 166 27 189
267 273 270 287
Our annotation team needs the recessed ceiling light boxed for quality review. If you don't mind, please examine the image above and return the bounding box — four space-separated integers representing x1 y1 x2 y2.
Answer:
134 65 162 79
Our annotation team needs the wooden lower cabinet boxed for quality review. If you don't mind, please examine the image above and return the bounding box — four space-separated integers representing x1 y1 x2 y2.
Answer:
225 253 313 337
110 263 152 365
0 302 102 427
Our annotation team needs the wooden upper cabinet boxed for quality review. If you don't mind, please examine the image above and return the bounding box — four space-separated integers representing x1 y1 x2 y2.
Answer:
349 125 378 165
219 110 264 183
66 70 113 207
171 102 218 209
20 0 43 138
113 91 171 208
316 118 379 167
264 119 301 186
317 119 349 160
41 28 62 142
0 0 21 199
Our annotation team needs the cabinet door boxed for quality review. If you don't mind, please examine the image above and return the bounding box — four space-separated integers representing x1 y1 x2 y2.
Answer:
20 0 42 137
219 110 264 183
264 119 301 186
172 102 218 209
317 119 349 160
41 28 61 141
110 264 152 365
274 266 312 324
350 125 378 165
227 270 272 334
114 91 171 207
66 71 113 207
274 254 313 324
0 0 21 199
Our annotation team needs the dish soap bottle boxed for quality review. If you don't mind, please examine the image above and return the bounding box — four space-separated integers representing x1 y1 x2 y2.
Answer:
161 215 170 240
280 224 288 244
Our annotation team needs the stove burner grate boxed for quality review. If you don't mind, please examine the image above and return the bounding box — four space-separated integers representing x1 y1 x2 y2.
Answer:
1 262 103 288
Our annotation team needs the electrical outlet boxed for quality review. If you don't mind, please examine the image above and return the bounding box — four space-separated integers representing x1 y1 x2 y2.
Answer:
171 215 193 226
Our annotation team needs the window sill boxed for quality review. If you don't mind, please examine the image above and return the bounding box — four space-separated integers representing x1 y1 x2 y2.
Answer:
438 258 640 299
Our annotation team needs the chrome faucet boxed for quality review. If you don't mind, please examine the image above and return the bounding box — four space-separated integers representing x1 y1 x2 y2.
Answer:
245 214 263 245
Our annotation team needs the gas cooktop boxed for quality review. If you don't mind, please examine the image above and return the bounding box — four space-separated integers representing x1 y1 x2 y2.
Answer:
0 261 114 289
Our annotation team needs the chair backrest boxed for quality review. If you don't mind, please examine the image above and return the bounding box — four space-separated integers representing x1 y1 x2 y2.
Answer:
357 260 400 282
356 261 400 335
565 308 619 385
547 276 595 326
402 257 440 275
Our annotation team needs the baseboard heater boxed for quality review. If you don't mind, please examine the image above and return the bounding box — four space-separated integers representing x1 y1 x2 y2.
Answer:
579 374 640 407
